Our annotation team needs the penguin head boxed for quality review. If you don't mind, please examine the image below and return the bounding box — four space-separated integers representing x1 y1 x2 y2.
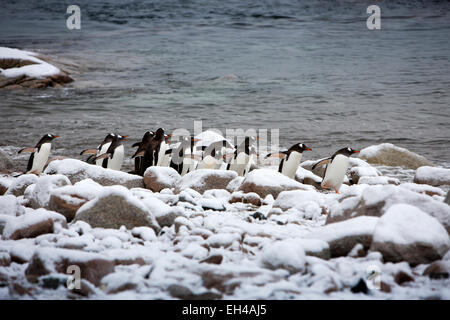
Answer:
41 134 59 143
336 147 360 157
291 143 312 153
155 128 165 137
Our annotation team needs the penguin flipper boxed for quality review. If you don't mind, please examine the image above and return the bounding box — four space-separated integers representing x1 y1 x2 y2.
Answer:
265 151 287 159
132 149 145 158
312 158 331 170
95 153 111 161
80 149 98 156
132 142 141 148
18 147 36 154
165 148 173 155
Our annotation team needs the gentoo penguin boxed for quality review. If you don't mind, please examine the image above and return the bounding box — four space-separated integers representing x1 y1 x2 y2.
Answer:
18 133 59 174
95 134 128 171
131 131 154 175
226 136 258 176
169 136 201 176
80 133 115 166
266 143 312 179
156 133 171 167
133 128 166 176
312 147 359 193
197 139 234 170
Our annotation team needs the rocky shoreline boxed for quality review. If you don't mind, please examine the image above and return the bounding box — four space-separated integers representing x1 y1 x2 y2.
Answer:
0 145 449 299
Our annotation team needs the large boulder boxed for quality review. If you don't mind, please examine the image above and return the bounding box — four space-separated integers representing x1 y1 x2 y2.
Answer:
414 166 450 187
326 185 450 234
23 174 71 209
73 186 161 233
5 174 38 197
175 169 237 194
44 159 143 189
143 166 181 192
349 166 381 184
25 247 114 286
370 204 450 266
305 216 379 258
47 179 104 222
238 169 313 199
2 208 66 240
358 143 433 169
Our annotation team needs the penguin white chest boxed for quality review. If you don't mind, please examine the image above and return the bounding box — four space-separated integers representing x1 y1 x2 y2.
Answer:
108 145 124 171
281 151 302 179
157 142 170 166
31 143 51 174
198 155 217 170
321 154 349 192
96 142 111 166
229 152 250 176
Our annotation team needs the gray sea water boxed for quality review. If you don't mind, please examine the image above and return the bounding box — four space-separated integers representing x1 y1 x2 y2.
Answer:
0 0 449 166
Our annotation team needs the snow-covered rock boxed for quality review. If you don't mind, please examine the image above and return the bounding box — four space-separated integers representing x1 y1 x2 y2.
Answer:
357 176 400 185
2 208 66 240
298 239 331 260
260 239 306 274
305 216 379 257
24 174 71 209
74 186 161 233
326 185 450 234
25 247 114 286
0 194 25 216
414 166 450 186
132 189 184 227
226 176 244 192
5 174 38 196
359 143 433 169
239 169 313 199
0 47 73 89
176 169 237 194
143 166 181 192
423 260 450 279
44 159 143 189
371 204 450 266
349 166 381 184
295 167 322 188
47 179 104 222
229 191 262 206
399 182 445 197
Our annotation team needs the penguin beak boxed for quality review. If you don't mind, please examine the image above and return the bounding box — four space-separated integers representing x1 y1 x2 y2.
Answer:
122 135 129 140
256 137 260 141
192 138 202 142
305 147 312 151
53 135 59 139
353 150 360 153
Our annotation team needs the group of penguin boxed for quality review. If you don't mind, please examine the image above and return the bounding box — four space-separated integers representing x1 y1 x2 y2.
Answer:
18 131 360 193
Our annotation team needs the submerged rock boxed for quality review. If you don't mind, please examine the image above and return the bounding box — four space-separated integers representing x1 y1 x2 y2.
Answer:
414 166 450 186
370 204 450 266
239 169 312 199
44 159 144 189
73 186 161 233
358 143 433 169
